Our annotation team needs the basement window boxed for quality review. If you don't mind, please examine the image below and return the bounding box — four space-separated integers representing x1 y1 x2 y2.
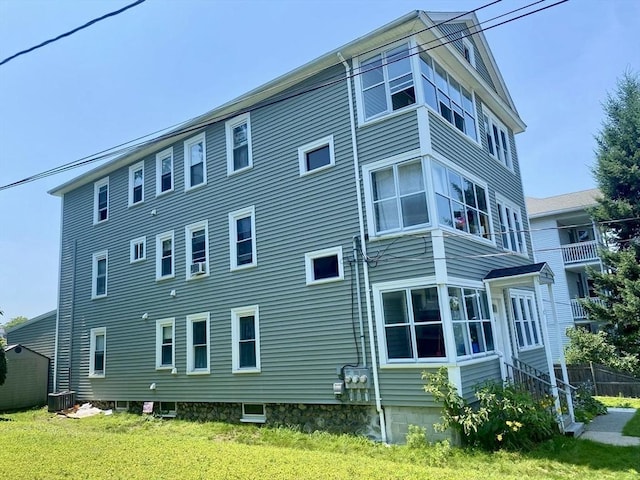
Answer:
115 401 129 412
241 403 266 423
159 402 177 418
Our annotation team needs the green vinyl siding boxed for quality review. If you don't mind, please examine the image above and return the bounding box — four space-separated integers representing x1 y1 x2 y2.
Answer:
356 109 420 165
460 357 501 401
517 348 549 374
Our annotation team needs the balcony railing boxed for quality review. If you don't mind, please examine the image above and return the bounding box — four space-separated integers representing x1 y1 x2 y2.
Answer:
562 240 600 264
570 297 606 320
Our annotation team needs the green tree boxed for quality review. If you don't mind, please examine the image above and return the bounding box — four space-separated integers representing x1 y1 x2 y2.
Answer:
564 327 639 375
3 315 28 330
584 71 640 358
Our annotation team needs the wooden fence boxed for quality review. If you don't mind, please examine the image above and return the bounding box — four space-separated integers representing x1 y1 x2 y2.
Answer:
554 362 640 398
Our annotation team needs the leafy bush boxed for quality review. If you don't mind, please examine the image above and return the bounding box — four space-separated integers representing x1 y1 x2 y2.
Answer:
564 327 640 375
572 383 607 423
0 337 6 386
405 424 452 466
423 368 558 451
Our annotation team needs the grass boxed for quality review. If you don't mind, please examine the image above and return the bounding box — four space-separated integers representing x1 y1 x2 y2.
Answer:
0 408 638 480
622 410 640 437
595 396 640 409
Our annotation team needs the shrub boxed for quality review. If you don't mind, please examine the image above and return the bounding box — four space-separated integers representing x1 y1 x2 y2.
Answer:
572 382 607 423
564 327 640 375
0 337 6 386
423 368 558 451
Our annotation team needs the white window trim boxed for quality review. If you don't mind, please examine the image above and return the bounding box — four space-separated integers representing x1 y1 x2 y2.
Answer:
155 318 175 370
482 106 513 171
89 327 106 378
461 37 476 67
225 112 253 176
184 132 207 191
229 205 257 271
241 403 266 423
155 230 175 281
231 305 261 374
495 194 528 256
298 135 335 176
128 161 144 207
93 177 109 225
155 147 174 196
509 289 544 352
304 246 344 285
186 312 210 375
159 401 178 418
185 220 210 280
129 236 146 263
91 250 108 299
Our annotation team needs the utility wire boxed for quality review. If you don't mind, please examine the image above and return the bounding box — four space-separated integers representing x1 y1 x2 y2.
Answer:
0 0 146 67
0 0 569 191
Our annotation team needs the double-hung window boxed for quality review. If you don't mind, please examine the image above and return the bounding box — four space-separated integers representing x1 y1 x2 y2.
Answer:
156 231 175 280
229 206 256 270
359 43 416 121
156 318 175 369
128 162 144 206
368 159 429 235
130 236 146 263
93 177 109 224
448 287 494 358
184 133 206 190
89 327 106 377
187 312 210 374
226 113 252 175
497 198 526 254
185 220 209 279
380 286 446 362
156 147 174 195
432 162 490 239
510 291 542 350
231 306 261 373
92 250 108 299
462 38 476 67
483 108 512 169
420 52 477 141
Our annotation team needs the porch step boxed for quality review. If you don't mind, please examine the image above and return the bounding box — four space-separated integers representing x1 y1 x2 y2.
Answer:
563 421 584 438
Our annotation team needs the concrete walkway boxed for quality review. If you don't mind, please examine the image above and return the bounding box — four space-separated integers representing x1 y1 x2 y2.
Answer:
581 408 640 446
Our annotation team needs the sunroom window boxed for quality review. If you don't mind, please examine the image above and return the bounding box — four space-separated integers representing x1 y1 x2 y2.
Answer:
448 287 494 358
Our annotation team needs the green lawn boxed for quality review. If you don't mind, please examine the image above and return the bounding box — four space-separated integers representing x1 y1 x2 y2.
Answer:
0 408 638 480
622 410 640 437
595 396 640 409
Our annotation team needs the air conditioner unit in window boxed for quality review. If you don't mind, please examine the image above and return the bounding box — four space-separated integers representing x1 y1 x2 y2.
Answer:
190 262 206 276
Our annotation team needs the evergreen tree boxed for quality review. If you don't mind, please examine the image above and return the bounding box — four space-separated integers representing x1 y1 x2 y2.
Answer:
584 71 640 358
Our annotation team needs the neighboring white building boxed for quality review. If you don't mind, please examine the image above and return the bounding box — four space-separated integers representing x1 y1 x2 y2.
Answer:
526 189 603 359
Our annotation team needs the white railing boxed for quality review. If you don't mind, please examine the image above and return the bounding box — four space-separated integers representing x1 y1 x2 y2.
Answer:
562 240 599 264
570 297 606 320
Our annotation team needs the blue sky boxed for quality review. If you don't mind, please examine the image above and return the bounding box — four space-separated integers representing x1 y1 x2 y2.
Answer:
0 0 638 321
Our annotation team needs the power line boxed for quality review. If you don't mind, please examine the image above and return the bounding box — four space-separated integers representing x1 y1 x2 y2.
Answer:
0 0 569 191
0 0 146 67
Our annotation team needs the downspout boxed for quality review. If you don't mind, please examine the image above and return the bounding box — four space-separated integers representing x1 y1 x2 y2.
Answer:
338 52 387 443
52 197 64 393
352 236 367 367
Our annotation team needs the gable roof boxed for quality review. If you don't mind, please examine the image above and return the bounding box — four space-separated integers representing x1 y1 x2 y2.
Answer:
49 10 523 197
484 262 554 284
526 188 601 218
4 343 50 359
5 309 57 334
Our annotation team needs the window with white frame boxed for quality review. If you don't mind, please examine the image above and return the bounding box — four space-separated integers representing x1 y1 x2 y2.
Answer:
156 318 175 369
156 231 174 280
497 198 526 254
420 51 477 141
483 108 512 169
461 37 476 67
156 147 174 195
130 236 146 263
93 177 109 224
184 132 206 190
305 246 344 285
432 162 490 239
359 43 416 121
187 312 210 374
229 206 256 270
226 113 252 175
510 290 542 349
159 402 177 418
448 287 494 358
367 159 430 235
298 135 335 175
185 220 209 279
241 403 266 423
128 161 144 206
380 286 446 361
92 250 108 299
89 327 106 377
231 306 261 373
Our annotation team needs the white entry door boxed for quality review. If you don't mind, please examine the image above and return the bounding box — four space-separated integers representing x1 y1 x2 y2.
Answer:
491 295 514 364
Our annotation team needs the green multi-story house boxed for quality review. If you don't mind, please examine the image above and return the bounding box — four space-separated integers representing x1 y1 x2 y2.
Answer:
47 10 567 443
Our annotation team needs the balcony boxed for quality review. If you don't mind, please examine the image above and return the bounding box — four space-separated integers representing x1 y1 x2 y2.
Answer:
570 297 605 321
562 240 600 265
